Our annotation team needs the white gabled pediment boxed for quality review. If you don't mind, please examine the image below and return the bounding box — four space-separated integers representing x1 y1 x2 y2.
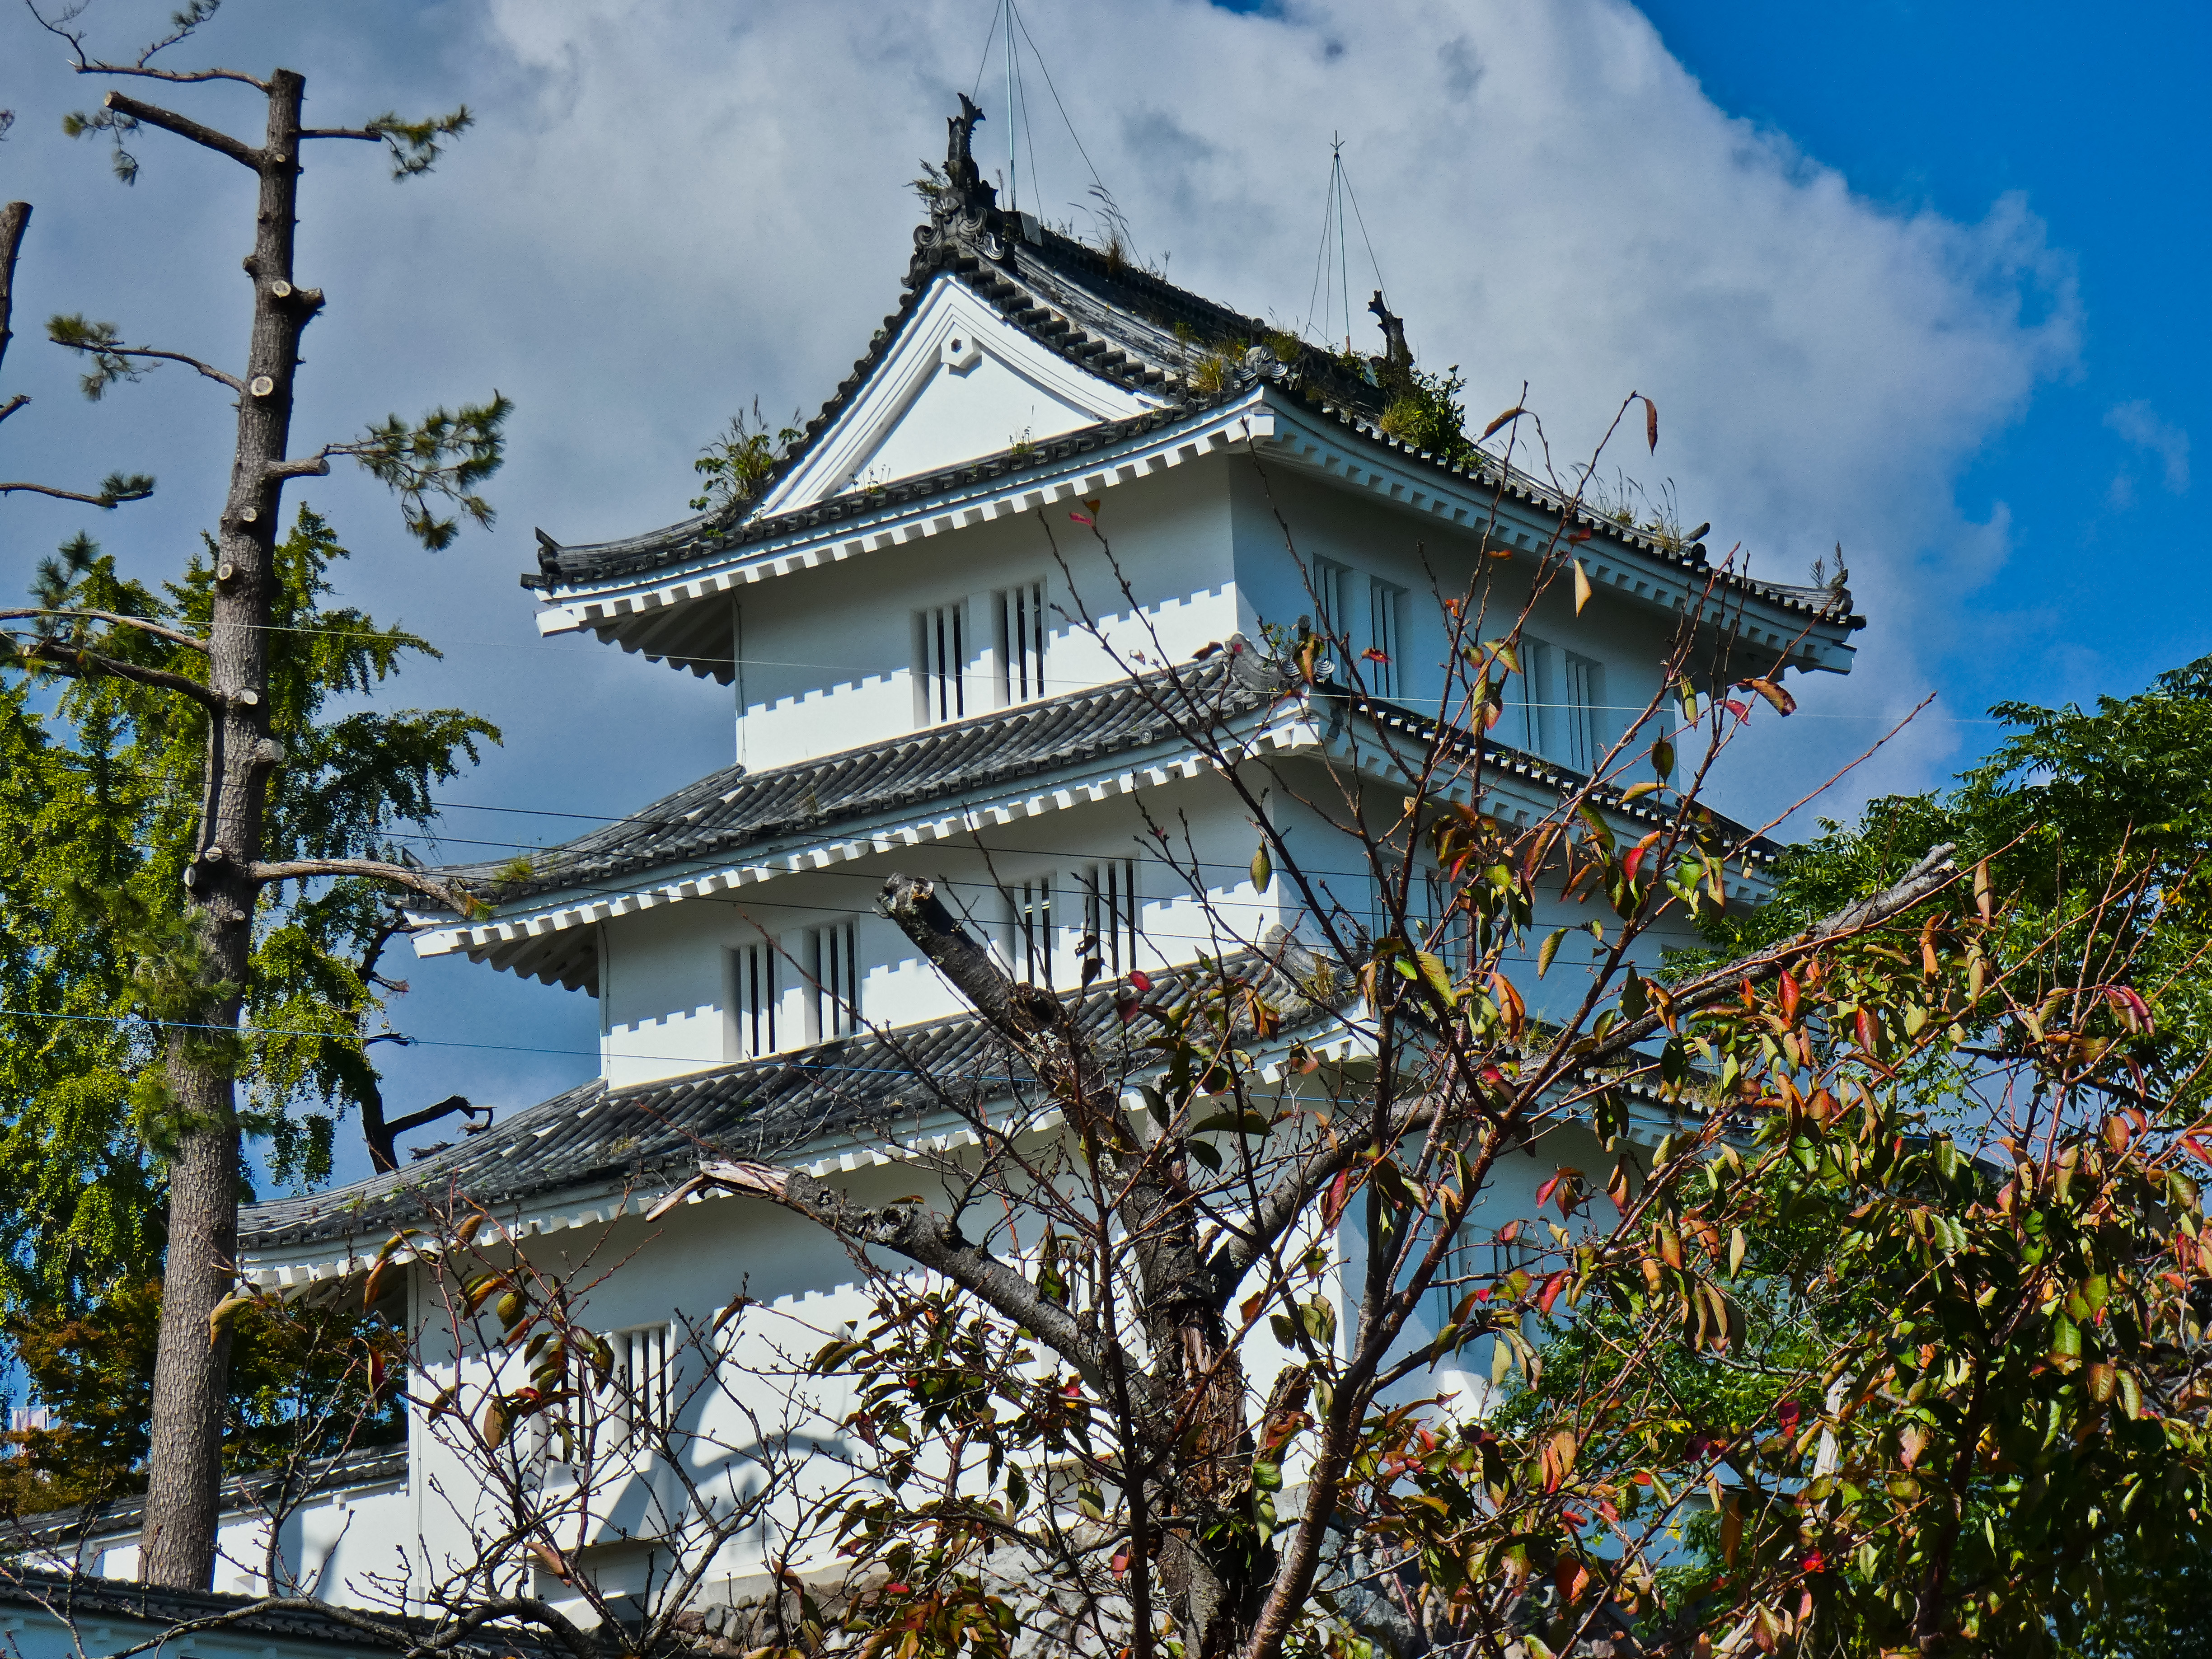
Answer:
759 274 1161 514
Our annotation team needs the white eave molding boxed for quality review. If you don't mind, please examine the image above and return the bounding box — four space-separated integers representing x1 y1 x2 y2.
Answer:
406 695 1773 985
532 394 1269 642
534 386 1854 678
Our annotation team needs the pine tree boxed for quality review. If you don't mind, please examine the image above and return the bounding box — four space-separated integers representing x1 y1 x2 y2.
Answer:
1 1 506 1587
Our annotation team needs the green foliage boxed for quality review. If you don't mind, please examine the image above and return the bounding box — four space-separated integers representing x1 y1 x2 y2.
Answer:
346 392 512 550
0 1278 402 1516
363 105 473 179
1377 362 1473 464
690 398 802 515
0 506 497 1302
45 313 141 399
1704 654 2212 1115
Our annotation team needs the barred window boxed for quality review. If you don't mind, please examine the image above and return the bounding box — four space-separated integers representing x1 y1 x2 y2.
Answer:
737 942 777 1058
997 581 1047 705
1008 877 1054 987
1075 859 1141 978
915 603 966 726
809 922 860 1040
1368 577 1406 700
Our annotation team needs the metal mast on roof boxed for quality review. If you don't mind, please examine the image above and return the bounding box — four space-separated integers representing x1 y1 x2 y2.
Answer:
1304 137 1390 354
968 0 1110 225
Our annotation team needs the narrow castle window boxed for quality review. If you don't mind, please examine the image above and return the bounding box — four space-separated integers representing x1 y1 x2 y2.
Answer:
914 602 966 726
737 941 777 1058
1368 576 1406 700
1008 876 1054 987
997 580 1047 705
809 922 861 1040
1075 858 1140 977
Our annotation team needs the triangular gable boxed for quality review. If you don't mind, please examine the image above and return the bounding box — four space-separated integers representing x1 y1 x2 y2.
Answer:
757 273 1162 514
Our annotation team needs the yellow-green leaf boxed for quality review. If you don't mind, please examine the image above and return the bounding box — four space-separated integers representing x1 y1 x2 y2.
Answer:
1251 840 1273 894
1573 559 1593 616
1537 928 1566 978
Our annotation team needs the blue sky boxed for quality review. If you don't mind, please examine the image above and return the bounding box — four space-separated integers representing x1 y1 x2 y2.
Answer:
1634 0 2209 720
0 0 2203 1190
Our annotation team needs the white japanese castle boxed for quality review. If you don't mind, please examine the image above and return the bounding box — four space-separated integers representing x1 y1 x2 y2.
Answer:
61 103 1861 1617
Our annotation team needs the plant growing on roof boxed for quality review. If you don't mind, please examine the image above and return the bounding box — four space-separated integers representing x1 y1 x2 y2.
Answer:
690 397 804 515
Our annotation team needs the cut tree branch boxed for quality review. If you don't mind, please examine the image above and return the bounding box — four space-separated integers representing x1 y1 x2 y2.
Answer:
243 857 477 914
8 638 220 708
99 90 262 169
0 607 206 651
263 453 331 483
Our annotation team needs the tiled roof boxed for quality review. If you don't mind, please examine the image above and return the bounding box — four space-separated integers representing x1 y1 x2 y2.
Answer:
434 655 1279 911
524 196 1861 639
237 949 1341 1256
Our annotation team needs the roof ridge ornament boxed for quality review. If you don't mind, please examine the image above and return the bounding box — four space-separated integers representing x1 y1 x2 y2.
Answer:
913 95 1005 281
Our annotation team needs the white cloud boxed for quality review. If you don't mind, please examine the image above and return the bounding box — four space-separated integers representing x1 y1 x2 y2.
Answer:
2106 398 2191 495
0 0 2081 1169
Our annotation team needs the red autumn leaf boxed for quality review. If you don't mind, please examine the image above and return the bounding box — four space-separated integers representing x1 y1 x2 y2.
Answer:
1536 1175 1561 1209
1111 1550 1130 1577
1191 641 1223 659
1642 394 1659 454
1776 1397 1803 1434
1129 969 1152 993
1725 698 1750 720
1537 1272 1567 1315
1116 996 1140 1026
1569 527 1593 543
1361 647 1391 663
1778 969 1801 1026
1321 1167 1354 1231
1069 511 1093 525
1801 1550 1827 1575
885 1583 911 1596
1855 1007 1878 1051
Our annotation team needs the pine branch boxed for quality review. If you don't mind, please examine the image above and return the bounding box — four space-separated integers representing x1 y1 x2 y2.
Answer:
0 473 155 506
242 856 477 915
8 637 220 709
0 606 206 650
47 314 243 397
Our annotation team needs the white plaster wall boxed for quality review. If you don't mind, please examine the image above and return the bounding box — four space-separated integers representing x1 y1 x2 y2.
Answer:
732 460 1236 773
597 774 1297 1088
78 1476 411 1604
1228 465 1672 768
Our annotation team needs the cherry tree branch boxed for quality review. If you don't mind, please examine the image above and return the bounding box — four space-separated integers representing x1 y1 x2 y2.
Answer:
656 1157 1137 1402
1205 844 1962 1299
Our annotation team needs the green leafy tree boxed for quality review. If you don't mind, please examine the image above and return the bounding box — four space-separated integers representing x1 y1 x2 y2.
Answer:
0 1277 401 1520
0 511 497 1308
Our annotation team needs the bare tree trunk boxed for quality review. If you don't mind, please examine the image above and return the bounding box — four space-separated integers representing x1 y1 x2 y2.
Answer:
141 68 310 1591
